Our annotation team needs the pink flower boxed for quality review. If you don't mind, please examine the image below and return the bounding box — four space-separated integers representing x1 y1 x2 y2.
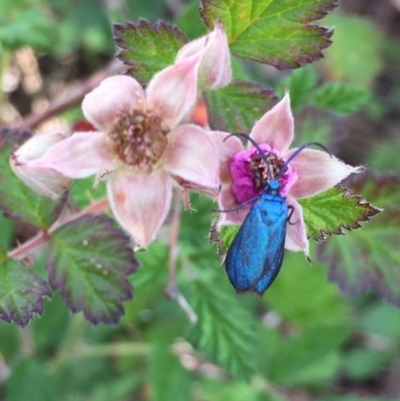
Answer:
212 94 363 257
22 50 223 246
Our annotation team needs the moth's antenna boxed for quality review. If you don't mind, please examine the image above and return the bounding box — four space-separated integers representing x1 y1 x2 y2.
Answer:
224 133 274 180
277 142 331 179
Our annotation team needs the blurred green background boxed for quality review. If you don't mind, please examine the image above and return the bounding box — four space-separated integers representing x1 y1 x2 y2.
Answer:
1 0 400 400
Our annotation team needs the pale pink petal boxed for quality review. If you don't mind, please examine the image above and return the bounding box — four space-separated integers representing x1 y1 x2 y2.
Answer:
211 131 244 183
107 170 172 247
10 131 74 198
146 55 201 128
31 132 117 178
82 75 145 131
164 124 219 188
217 183 249 227
284 196 310 256
286 148 361 199
250 93 294 154
176 21 232 90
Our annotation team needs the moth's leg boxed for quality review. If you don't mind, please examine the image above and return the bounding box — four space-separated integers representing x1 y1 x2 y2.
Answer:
214 195 259 213
287 205 297 225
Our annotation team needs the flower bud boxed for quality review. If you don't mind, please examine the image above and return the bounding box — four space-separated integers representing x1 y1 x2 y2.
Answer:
10 131 73 198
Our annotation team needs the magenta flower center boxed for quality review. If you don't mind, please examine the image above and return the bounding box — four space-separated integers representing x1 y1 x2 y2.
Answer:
109 110 170 172
229 144 298 205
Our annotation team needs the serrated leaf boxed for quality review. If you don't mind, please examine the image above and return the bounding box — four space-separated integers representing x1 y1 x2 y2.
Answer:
187 278 257 380
313 83 370 116
114 20 187 84
206 80 277 132
278 65 318 110
150 345 192 401
210 219 240 257
266 323 350 386
47 214 139 324
298 184 381 241
200 0 338 69
0 249 51 327
318 174 400 306
320 14 384 85
0 128 66 228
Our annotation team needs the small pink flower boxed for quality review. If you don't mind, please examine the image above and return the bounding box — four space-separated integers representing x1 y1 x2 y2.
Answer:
23 52 221 246
212 93 363 257
10 131 73 198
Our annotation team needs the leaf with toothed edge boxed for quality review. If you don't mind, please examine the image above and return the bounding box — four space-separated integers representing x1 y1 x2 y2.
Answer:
0 128 66 228
317 174 400 306
0 248 51 327
114 20 188 85
298 183 381 242
47 214 139 325
205 80 277 133
200 0 338 69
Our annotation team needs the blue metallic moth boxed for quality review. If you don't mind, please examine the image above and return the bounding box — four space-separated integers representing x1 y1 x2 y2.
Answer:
219 134 329 295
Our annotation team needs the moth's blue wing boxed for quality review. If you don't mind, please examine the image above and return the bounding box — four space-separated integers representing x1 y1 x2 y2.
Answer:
225 194 288 295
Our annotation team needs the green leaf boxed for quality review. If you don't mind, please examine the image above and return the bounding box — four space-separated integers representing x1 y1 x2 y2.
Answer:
176 0 207 40
319 174 400 306
320 14 384 85
265 250 349 328
114 20 187 84
150 344 193 401
360 302 400 341
298 184 381 241
0 129 66 228
200 0 338 69
47 214 139 324
206 80 277 132
0 249 51 327
277 65 318 110
6 358 58 401
210 220 240 257
265 323 351 386
187 278 257 380
0 4 56 51
313 83 370 116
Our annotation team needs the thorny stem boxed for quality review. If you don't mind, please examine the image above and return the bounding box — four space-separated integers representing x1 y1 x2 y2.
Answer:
6 197 109 261
15 59 124 130
165 189 198 324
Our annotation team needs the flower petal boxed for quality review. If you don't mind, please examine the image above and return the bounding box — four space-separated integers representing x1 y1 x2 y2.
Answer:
164 124 219 189
10 131 73 198
82 75 145 131
284 196 310 256
250 93 294 154
217 184 249 227
286 148 360 199
146 55 201 128
176 21 232 90
31 132 117 178
211 131 244 183
107 170 172 247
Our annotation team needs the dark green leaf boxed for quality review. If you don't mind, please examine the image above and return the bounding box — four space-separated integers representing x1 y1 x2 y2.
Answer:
0 249 51 327
150 344 193 401
48 214 139 324
206 80 277 132
187 278 257 380
277 65 318 110
313 83 370 116
200 0 338 69
319 174 400 306
0 128 66 228
298 184 381 241
114 20 187 84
